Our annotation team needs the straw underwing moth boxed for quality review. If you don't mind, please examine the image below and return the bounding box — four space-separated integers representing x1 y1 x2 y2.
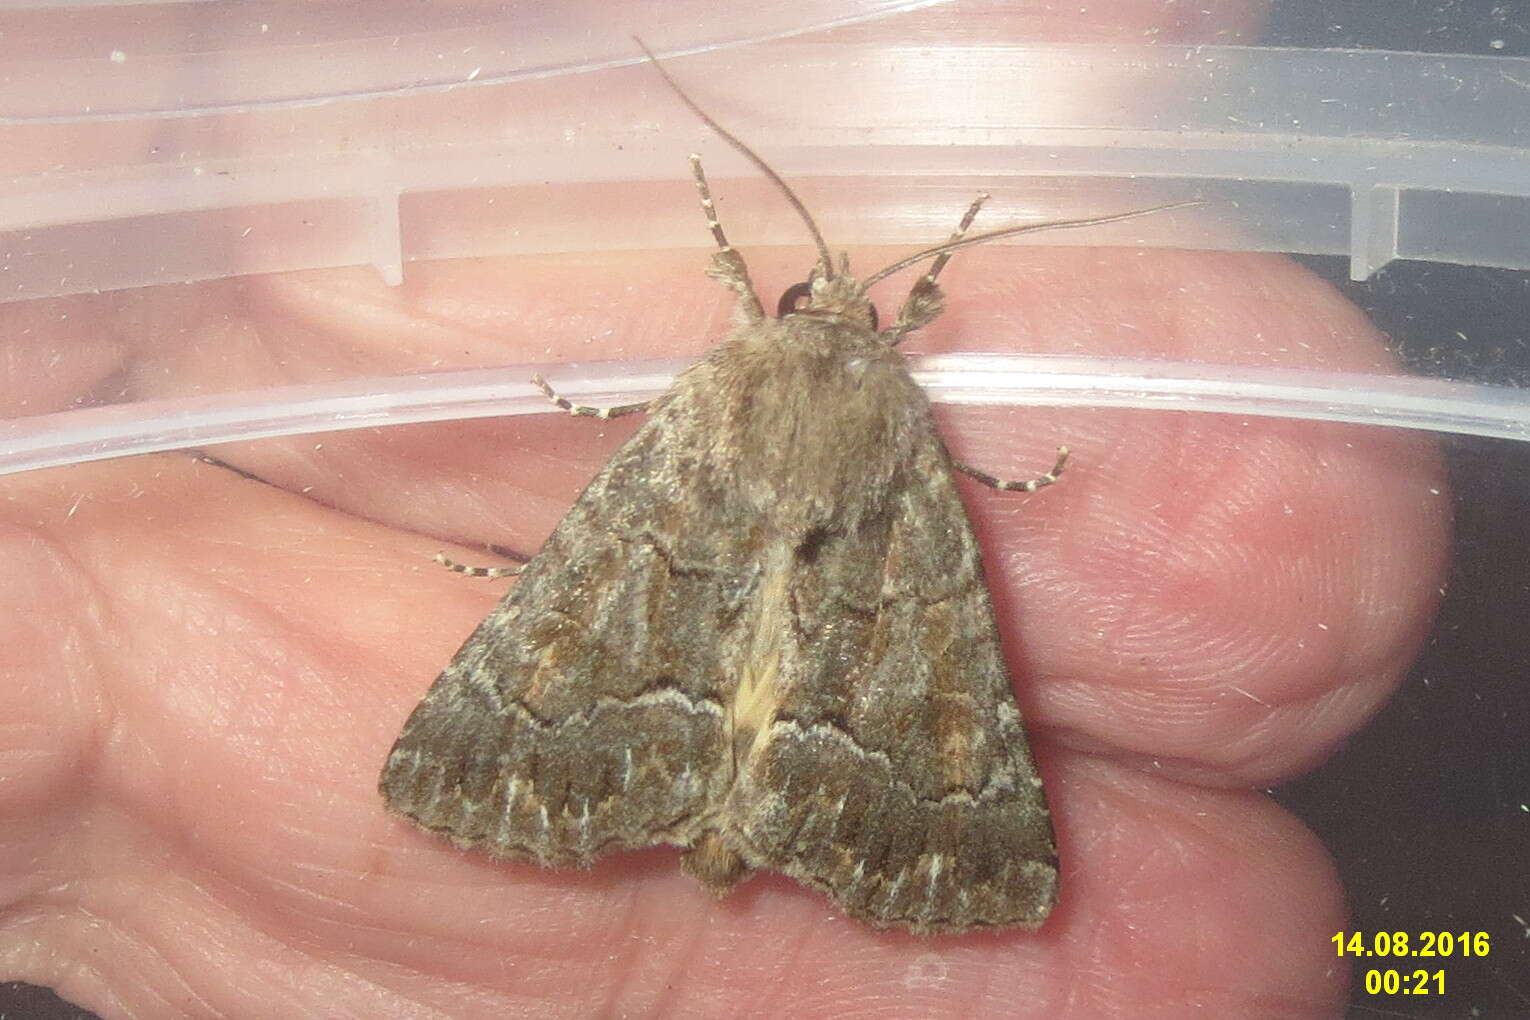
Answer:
380 45 1186 934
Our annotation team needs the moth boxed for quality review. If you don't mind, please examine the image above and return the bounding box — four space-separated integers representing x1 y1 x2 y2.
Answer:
380 48 1187 933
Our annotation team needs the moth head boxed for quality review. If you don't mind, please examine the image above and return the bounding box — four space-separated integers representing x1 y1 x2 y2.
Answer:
776 257 880 332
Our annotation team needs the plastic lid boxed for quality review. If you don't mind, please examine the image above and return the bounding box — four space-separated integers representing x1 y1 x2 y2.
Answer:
3 1 1530 474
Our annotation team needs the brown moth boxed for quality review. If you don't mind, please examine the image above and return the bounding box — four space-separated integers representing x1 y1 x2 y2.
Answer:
380 46 1188 933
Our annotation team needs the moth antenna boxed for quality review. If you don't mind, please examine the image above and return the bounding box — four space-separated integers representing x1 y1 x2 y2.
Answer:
861 200 1202 288
635 37 836 279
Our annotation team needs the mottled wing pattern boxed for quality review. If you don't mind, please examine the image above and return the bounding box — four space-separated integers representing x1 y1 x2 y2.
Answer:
380 390 761 866
724 425 1058 933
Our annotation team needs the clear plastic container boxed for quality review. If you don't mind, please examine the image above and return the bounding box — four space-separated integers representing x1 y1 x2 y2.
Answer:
3 3 1530 465
1 3 1524 1019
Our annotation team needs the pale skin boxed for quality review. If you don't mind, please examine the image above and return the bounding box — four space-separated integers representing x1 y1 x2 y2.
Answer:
0 4 1452 1018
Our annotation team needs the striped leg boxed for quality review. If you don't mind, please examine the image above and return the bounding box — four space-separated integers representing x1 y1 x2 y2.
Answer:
690 154 766 322
434 552 524 579
955 446 1069 493
531 374 651 420
883 194 990 344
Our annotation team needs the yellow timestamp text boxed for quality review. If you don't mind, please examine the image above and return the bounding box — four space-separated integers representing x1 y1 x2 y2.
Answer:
1331 930 1490 958
1360 968 1445 996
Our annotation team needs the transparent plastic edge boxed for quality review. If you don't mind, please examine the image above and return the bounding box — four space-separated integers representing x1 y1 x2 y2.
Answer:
4 44 1530 300
3 354 1523 478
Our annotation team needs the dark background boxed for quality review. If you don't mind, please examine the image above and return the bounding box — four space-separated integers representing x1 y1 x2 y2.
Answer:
6 0 1529 1017
1266 10 1530 1020
1274 258 1530 1019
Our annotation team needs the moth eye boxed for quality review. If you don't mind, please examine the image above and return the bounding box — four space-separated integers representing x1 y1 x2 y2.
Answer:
777 281 814 318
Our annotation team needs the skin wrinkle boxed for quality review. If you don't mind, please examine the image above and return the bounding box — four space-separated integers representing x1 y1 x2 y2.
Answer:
587 875 647 1018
